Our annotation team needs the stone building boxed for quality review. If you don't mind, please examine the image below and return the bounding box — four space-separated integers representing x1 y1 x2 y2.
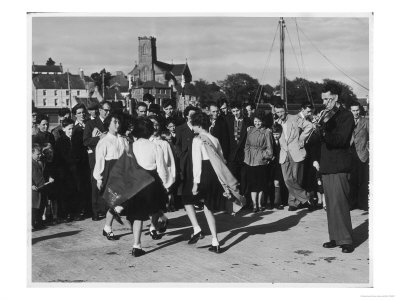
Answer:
128 36 198 109
32 68 95 126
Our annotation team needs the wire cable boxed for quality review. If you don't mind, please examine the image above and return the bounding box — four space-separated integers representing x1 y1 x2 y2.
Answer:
297 24 369 92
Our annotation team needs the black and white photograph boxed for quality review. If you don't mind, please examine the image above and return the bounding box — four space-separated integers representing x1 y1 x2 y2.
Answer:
0 1 393 297
28 12 372 286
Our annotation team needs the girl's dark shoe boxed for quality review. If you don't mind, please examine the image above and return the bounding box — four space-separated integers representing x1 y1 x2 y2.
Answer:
149 230 162 240
188 231 204 244
102 229 118 241
131 248 146 257
253 208 260 213
274 204 284 210
208 245 221 253
158 219 168 233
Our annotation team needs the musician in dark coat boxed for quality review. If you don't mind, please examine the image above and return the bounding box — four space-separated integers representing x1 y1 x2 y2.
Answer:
319 82 355 254
83 101 111 220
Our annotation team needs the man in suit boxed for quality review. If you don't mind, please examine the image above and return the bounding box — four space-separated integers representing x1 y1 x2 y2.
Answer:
225 101 252 182
319 82 355 253
349 101 369 211
83 101 111 220
71 103 91 221
208 102 230 161
275 101 315 211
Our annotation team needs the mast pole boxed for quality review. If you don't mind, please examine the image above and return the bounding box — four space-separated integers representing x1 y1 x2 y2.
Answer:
279 17 287 108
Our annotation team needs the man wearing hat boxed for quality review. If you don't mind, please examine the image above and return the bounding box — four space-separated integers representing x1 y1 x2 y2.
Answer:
83 101 111 221
87 102 99 120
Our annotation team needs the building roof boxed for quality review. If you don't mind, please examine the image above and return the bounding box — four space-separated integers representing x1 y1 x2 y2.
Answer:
32 73 91 90
154 61 187 76
109 74 129 93
75 97 100 109
32 64 63 73
170 64 187 76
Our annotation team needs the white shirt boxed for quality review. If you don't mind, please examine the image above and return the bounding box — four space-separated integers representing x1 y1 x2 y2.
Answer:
149 136 176 188
75 120 85 129
93 133 129 183
192 132 224 184
132 138 168 188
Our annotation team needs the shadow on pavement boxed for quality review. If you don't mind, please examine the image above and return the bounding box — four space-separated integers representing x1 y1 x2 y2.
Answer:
220 210 308 252
353 219 369 248
32 230 82 245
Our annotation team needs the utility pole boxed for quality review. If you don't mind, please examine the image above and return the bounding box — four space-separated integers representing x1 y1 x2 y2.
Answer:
279 17 287 108
67 69 72 110
102 72 105 100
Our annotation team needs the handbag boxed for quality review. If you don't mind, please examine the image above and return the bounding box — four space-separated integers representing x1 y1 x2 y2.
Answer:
103 144 154 208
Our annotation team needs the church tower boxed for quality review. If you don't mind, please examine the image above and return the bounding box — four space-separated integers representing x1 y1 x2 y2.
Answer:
138 36 157 82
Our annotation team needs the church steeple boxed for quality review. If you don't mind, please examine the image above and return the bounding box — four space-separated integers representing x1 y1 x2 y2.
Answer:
138 36 157 65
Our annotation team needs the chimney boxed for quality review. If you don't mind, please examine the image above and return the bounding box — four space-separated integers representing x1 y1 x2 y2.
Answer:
79 68 84 80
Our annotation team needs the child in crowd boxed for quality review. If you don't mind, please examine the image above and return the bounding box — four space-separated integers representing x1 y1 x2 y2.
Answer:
32 144 45 229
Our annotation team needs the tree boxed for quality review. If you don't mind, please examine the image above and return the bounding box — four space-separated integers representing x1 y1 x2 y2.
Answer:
218 73 260 104
46 57 56 66
322 79 358 109
273 77 357 107
193 79 227 105
90 69 112 96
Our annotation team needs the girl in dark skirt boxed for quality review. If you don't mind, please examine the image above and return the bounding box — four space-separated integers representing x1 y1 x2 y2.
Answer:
93 113 129 241
125 117 170 257
190 112 226 253
243 112 274 212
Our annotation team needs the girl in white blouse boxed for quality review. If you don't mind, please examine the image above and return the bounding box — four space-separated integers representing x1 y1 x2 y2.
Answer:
125 117 169 257
93 113 129 241
147 115 175 239
190 112 226 253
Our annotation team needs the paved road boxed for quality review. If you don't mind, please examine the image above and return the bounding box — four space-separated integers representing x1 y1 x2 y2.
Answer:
30 207 369 285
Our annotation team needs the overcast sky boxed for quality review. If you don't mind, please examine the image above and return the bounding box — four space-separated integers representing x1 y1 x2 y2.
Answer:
31 16 369 97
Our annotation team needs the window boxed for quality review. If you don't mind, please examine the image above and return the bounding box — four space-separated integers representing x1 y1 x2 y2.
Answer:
43 90 46 96
54 90 57 96
54 99 58 106
43 98 46 106
77 90 80 96
66 99 69 106
66 90 69 96
143 67 148 82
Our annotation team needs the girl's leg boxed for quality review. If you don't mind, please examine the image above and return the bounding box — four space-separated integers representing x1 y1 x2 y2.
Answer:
184 204 201 234
251 192 258 211
274 180 282 206
132 220 143 249
203 205 219 246
103 210 114 233
257 191 264 210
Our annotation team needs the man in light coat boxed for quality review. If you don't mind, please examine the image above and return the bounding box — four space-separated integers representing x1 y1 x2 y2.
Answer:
349 101 369 210
275 102 314 211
